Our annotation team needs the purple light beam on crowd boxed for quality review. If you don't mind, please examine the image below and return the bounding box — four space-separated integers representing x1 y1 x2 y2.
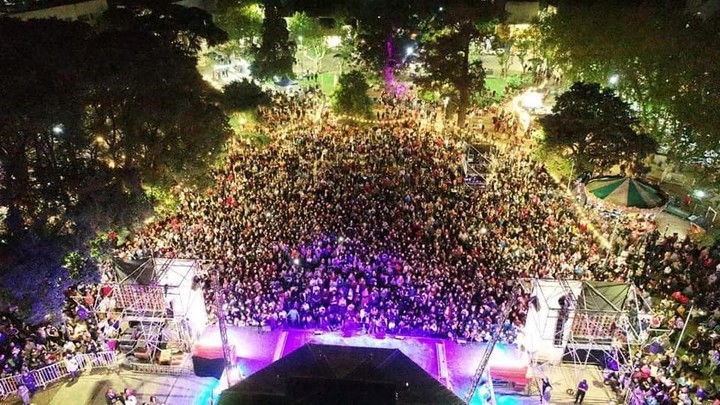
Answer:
384 38 403 96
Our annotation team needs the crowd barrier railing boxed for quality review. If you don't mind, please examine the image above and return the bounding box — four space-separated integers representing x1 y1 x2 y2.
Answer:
0 351 117 399
128 358 194 375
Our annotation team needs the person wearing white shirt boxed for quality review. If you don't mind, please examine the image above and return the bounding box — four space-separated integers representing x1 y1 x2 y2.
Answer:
124 388 138 405
66 355 80 381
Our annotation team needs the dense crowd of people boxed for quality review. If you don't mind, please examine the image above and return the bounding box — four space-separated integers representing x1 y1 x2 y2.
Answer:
620 232 720 405
127 90 719 402
0 282 114 379
1 86 718 405
128 91 604 344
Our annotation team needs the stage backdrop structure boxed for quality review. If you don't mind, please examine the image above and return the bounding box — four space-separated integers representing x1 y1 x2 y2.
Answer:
101 258 208 371
522 279 652 383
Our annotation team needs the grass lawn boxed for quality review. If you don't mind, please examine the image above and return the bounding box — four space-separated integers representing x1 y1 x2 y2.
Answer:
485 76 506 101
299 72 337 95
319 72 337 94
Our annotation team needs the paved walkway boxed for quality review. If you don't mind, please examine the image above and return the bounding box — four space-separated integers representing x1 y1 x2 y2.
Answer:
3 370 218 405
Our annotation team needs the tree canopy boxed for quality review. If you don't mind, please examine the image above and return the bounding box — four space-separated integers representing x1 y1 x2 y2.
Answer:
223 79 270 111
0 17 230 323
333 71 374 117
540 1 720 169
100 0 228 55
347 0 417 73
214 0 264 56
252 0 296 79
288 11 332 72
416 2 500 127
539 82 657 173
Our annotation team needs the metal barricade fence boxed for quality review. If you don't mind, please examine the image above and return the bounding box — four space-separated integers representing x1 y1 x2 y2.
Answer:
0 374 24 399
0 351 117 399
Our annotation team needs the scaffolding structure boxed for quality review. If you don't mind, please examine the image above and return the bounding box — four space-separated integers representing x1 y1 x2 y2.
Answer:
522 279 654 399
462 143 494 187
96 258 207 365
209 262 236 387
464 283 522 404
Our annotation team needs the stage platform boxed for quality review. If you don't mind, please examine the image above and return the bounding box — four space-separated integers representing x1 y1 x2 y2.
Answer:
194 326 536 404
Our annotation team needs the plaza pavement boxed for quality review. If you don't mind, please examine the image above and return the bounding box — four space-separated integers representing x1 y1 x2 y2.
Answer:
2 370 218 405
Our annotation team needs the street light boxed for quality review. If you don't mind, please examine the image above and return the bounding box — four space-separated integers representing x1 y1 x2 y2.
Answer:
694 190 706 199
406 46 414 57
52 124 64 135
609 74 619 85
443 96 450 122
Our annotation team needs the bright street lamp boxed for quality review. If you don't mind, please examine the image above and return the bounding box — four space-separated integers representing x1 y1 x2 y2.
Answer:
406 46 414 57
609 74 619 85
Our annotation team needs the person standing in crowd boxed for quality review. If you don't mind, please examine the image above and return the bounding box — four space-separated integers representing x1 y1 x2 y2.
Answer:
541 377 552 404
66 354 80 382
21 369 36 395
17 384 31 405
123 388 137 405
106 388 124 405
575 379 589 404
142 395 160 405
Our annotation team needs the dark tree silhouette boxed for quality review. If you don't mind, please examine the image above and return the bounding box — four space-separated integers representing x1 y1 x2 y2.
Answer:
539 82 657 172
252 0 296 79
333 71 374 117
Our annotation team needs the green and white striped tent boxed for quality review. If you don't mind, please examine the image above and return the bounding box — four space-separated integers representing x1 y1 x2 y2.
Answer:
585 176 667 209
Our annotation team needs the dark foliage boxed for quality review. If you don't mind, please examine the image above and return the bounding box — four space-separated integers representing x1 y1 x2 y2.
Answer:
223 80 271 111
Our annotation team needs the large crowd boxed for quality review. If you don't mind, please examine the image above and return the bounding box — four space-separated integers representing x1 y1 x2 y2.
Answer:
128 91 603 344
1 88 718 404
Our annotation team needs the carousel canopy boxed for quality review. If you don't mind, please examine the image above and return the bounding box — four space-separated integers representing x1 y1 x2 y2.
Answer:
585 176 667 209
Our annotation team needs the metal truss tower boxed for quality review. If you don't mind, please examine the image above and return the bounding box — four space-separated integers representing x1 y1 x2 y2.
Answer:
211 264 234 386
464 284 522 404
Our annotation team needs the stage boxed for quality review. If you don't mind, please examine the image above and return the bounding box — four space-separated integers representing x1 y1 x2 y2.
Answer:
193 326 535 404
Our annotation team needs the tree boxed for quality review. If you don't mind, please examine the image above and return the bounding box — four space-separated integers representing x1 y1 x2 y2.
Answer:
0 232 98 324
540 1 720 171
223 79 270 111
494 23 513 77
288 11 330 73
0 19 107 323
346 0 416 84
332 71 374 117
84 29 230 189
100 0 228 55
416 2 501 127
0 18 230 323
252 0 296 79
539 82 657 173
215 0 264 42
511 24 541 73
333 23 360 75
